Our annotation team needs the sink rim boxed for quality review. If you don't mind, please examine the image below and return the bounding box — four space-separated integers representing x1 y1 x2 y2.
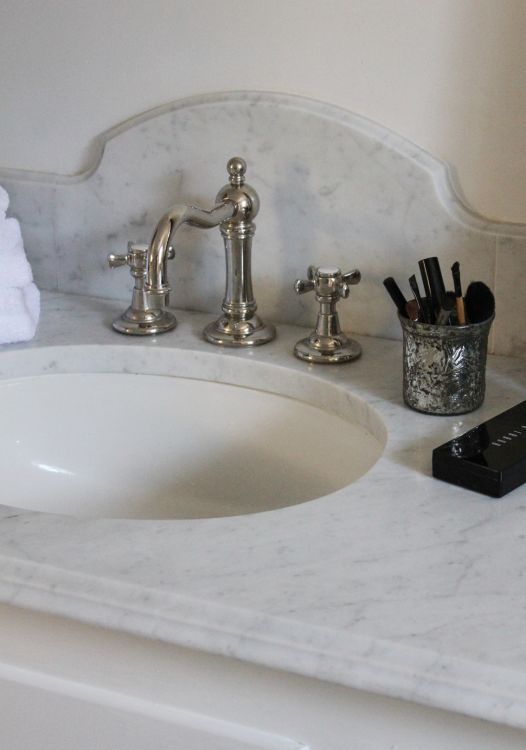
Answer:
0 343 388 449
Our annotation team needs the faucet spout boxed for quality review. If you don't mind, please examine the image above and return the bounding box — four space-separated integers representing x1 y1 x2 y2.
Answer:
146 201 235 295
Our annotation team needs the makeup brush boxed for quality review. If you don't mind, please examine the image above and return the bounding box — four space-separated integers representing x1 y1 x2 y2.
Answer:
408 274 429 323
435 292 456 325
405 299 420 321
422 257 446 318
464 281 495 324
417 260 434 323
451 261 466 325
383 277 408 317
418 260 433 304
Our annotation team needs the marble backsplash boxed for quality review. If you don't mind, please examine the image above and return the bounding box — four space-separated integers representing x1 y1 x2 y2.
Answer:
1 91 525 355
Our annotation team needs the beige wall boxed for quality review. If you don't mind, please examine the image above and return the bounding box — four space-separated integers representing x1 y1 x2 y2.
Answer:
1 0 525 223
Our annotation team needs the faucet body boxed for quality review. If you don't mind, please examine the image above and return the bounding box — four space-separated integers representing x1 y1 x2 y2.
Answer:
109 157 275 346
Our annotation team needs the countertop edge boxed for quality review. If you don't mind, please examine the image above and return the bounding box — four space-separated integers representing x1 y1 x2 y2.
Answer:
2 554 526 731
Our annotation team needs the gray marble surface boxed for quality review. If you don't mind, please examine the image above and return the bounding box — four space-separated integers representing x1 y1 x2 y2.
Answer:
1 92 525 356
1 292 526 730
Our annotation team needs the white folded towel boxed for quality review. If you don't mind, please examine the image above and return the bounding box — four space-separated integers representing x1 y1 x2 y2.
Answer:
0 224 34 288
0 283 40 345
0 185 8 216
0 213 22 250
0 185 40 344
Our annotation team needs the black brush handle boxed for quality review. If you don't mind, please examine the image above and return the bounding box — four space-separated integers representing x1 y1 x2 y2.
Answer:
383 277 408 316
423 257 446 314
418 259 433 302
417 259 435 322
408 274 427 322
418 260 435 323
451 261 463 298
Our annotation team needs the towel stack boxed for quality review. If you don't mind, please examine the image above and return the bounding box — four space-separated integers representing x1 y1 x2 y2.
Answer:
0 186 40 345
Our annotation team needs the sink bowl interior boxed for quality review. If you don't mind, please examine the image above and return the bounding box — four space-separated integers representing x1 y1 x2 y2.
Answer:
1 369 385 520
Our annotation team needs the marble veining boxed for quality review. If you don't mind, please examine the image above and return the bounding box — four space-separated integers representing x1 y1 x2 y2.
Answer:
1 92 525 355
1 292 526 730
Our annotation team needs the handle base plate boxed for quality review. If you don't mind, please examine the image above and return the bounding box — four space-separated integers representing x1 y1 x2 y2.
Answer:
112 307 177 336
203 315 276 347
294 334 361 364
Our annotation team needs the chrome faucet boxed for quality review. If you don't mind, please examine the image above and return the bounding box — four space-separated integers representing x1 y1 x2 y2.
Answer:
108 157 275 347
294 265 361 363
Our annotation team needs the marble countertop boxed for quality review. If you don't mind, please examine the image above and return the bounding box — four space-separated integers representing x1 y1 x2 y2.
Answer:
1 292 526 729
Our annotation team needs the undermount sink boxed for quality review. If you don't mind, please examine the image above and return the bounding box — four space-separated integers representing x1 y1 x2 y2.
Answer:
0 350 386 520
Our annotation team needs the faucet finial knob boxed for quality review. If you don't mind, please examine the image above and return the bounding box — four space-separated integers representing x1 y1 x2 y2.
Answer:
227 157 246 187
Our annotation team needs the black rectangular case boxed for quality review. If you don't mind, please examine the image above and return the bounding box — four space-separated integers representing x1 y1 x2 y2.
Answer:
432 401 526 498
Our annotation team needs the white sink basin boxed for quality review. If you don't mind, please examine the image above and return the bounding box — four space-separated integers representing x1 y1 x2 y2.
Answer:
0 357 385 520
